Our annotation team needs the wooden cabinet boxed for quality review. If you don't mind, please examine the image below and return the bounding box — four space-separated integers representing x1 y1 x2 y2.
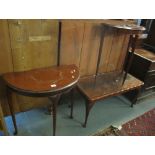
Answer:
128 48 155 90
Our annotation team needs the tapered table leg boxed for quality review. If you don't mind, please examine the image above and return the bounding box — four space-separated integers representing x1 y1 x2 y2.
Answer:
70 89 74 119
49 94 61 136
83 100 93 128
51 102 57 136
0 102 9 136
7 88 18 135
123 35 138 84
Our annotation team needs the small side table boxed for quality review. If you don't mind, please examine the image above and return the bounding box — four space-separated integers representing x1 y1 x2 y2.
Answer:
3 65 79 136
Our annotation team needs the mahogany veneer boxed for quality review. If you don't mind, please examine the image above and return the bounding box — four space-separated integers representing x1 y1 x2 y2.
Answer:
3 65 79 96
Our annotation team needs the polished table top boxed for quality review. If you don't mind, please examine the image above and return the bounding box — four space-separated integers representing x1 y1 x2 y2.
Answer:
3 65 79 96
78 72 144 102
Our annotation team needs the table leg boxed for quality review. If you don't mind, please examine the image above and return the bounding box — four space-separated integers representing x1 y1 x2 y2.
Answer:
131 88 141 107
49 94 61 136
123 35 138 84
0 103 9 136
70 89 74 119
6 89 18 135
83 99 94 128
51 102 57 136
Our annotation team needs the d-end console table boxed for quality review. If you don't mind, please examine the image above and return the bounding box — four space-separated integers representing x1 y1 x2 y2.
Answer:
3 64 79 136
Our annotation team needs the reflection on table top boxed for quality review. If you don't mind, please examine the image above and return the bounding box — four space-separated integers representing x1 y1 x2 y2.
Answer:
3 65 79 94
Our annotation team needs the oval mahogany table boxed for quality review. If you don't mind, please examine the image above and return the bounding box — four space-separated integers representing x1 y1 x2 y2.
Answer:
3 64 79 136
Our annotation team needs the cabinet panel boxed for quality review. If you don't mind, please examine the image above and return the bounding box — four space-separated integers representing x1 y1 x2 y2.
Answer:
116 33 130 70
106 29 125 72
80 23 101 76
99 28 130 73
98 27 116 73
60 21 84 67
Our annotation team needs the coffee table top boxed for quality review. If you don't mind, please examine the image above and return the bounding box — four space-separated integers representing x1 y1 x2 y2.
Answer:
78 72 144 102
3 65 79 96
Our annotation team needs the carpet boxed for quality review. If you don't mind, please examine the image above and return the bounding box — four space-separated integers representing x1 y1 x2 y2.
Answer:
93 108 155 136
93 125 126 136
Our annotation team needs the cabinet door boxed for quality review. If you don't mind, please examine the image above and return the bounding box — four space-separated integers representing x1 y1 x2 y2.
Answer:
8 19 59 112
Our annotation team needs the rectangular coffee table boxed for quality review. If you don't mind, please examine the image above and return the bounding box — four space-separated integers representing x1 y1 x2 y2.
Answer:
76 72 144 127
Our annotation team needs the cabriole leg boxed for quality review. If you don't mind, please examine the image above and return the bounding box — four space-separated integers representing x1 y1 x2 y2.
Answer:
70 89 75 119
83 99 93 128
49 94 61 136
7 88 18 135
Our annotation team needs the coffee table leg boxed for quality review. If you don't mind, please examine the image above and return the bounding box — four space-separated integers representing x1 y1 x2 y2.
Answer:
49 95 60 136
83 100 93 128
131 87 141 107
7 89 18 135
